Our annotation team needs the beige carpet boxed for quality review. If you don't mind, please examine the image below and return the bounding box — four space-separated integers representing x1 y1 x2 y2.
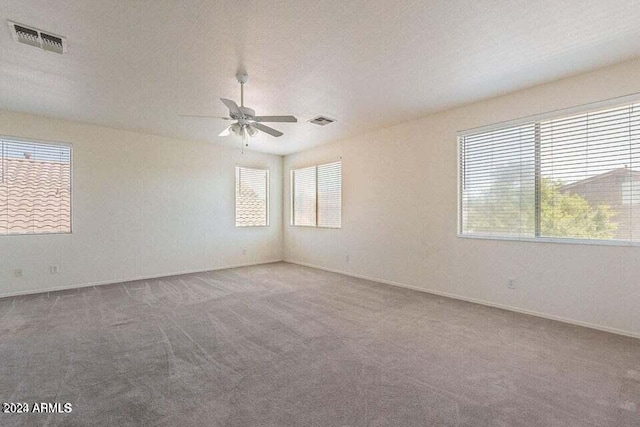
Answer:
0 262 639 426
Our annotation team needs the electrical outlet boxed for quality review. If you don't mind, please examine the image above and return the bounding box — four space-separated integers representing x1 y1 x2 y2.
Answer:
507 278 516 289
14 269 23 278
50 265 59 274
242 249 247 255
345 255 350 263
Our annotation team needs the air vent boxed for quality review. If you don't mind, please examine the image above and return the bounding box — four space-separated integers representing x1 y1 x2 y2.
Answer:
8 21 67 54
309 116 336 126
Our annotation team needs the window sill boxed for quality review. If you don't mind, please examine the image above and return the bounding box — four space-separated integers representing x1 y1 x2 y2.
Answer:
290 225 341 229
1 231 72 237
458 233 639 248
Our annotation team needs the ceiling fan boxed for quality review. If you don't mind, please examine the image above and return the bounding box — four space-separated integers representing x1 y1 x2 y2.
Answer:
180 73 297 146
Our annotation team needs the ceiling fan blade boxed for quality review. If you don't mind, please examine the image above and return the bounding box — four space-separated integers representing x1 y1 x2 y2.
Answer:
179 114 232 120
218 126 232 137
253 115 297 123
220 98 242 117
253 123 283 137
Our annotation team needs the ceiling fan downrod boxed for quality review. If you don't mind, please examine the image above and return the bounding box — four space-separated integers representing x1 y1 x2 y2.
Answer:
237 73 249 108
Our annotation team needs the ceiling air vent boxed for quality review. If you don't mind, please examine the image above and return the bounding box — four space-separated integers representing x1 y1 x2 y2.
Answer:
309 116 336 126
8 21 67 54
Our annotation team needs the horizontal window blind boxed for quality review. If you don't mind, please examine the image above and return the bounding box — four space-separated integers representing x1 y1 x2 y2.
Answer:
317 161 342 228
0 138 72 235
460 124 536 238
235 166 269 227
292 166 317 226
540 105 640 241
460 101 640 243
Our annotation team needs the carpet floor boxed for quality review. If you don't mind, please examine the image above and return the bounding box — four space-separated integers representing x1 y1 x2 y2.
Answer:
0 262 639 426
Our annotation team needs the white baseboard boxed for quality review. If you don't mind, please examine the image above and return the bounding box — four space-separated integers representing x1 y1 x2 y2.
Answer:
284 259 640 340
0 259 284 299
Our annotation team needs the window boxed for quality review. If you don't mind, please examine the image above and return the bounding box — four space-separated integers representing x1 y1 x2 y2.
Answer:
317 161 342 228
621 179 640 205
235 166 269 227
459 101 640 243
1 138 72 235
291 161 341 228
292 166 316 226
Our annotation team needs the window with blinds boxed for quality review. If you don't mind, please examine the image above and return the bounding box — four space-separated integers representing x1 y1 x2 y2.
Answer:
291 166 316 226
459 101 640 244
317 162 342 228
291 161 341 228
0 138 72 235
235 166 269 227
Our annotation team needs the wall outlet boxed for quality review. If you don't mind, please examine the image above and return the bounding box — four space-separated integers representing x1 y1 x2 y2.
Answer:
507 278 516 289
242 249 247 255
50 265 59 274
345 255 350 263
14 269 22 278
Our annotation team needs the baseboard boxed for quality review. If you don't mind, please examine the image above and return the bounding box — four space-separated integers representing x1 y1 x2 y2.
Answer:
0 259 284 299
284 259 640 340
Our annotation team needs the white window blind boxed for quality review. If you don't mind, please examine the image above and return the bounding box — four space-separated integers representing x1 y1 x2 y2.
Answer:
460 101 640 243
292 161 341 228
317 161 342 228
292 166 317 226
0 138 72 235
235 166 269 227
460 124 536 238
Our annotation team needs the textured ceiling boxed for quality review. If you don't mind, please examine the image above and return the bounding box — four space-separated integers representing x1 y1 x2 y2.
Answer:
2 0 640 155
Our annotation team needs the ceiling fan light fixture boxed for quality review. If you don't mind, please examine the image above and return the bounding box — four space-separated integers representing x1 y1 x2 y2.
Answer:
247 124 258 137
230 123 242 135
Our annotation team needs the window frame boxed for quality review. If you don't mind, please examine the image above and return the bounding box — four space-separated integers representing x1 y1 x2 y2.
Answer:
290 160 342 229
457 94 640 248
234 165 270 228
621 179 640 206
0 135 73 237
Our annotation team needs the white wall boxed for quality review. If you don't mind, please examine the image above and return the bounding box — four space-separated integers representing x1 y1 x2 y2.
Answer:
284 58 640 338
0 111 283 296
